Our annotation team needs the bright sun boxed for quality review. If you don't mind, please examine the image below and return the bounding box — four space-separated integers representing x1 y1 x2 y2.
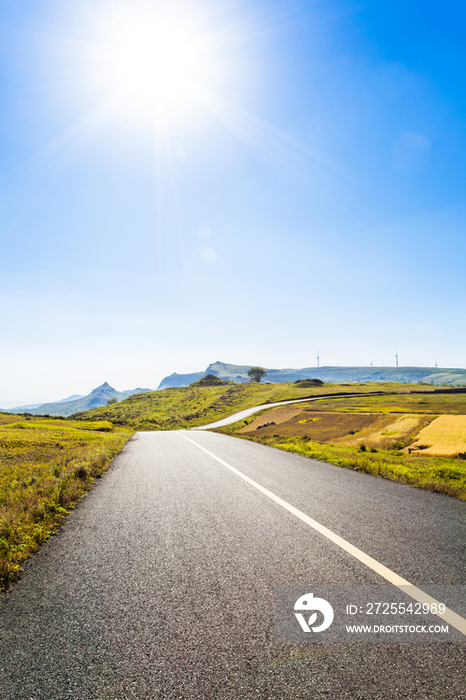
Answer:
92 5 213 126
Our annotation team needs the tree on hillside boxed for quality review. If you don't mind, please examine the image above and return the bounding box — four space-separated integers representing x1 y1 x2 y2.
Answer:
247 367 267 383
107 397 118 405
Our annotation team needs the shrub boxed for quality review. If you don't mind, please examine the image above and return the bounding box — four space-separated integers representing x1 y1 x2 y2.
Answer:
74 466 88 480
391 441 406 450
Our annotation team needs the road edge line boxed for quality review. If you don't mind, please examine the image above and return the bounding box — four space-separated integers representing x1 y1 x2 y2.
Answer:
180 432 466 636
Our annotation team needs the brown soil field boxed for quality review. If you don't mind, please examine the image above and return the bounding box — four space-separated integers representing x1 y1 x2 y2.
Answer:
237 405 306 432
242 409 433 450
406 415 466 457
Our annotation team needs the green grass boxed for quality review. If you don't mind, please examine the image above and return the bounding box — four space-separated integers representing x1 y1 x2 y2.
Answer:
0 414 133 589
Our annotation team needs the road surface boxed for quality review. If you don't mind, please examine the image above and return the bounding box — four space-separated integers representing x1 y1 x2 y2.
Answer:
1 430 465 699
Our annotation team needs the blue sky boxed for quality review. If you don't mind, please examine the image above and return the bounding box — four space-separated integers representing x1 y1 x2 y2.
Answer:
1 0 465 406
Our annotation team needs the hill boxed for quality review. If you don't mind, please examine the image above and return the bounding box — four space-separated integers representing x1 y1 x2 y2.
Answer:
4 383 153 418
157 361 466 389
72 378 418 431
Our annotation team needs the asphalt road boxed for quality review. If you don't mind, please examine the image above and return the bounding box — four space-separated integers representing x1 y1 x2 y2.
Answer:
1 430 466 699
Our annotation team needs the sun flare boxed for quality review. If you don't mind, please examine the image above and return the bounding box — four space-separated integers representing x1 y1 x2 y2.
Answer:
92 5 213 126
50 2 288 161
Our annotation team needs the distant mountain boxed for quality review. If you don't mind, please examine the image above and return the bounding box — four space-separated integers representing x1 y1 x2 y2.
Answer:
157 361 466 389
56 394 85 403
5 403 45 412
8 394 87 412
2 383 153 418
157 362 253 389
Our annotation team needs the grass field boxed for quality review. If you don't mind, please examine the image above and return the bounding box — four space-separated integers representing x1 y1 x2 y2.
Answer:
0 414 132 589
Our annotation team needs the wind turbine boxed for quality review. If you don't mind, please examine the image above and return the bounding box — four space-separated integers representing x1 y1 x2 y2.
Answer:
316 351 320 368
395 350 399 368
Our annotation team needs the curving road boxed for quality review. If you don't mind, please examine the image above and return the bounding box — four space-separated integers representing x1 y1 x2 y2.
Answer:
1 430 465 699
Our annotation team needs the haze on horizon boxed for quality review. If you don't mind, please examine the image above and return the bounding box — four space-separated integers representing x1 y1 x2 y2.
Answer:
1 0 465 407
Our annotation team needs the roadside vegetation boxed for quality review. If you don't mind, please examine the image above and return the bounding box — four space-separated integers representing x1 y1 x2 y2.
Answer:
0 414 132 590
214 391 466 500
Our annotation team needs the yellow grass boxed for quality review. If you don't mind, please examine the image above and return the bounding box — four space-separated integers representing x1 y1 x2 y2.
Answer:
407 415 466 457
0 417 133 588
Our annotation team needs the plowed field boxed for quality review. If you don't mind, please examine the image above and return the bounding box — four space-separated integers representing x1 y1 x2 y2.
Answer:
241 407 433 449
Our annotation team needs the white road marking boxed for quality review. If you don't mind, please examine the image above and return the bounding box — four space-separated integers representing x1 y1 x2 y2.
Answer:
180 432 466 636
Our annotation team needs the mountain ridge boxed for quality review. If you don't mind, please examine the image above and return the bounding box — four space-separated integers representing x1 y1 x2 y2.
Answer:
157 361 466 389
